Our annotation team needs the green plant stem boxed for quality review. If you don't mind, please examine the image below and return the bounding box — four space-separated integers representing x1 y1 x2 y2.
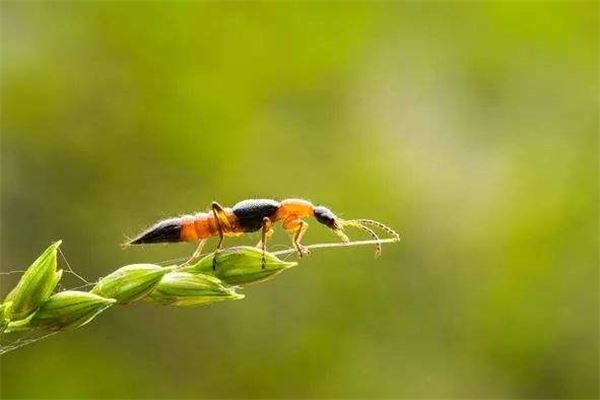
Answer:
270 238 401 257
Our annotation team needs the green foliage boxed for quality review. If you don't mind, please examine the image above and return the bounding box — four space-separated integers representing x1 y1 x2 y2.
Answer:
6 291 116 332
143 272 244 307
91 264 175 304
0 242 302 340
4 241 63 320
181 246 297 285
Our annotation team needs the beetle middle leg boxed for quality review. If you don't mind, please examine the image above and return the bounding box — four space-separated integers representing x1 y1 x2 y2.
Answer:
256 217 273 269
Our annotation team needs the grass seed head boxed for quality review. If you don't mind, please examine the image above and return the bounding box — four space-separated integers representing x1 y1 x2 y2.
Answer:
4 241 64 320
91 264 175 304
181 246 297 286
143 272 244 307
6 291 116 332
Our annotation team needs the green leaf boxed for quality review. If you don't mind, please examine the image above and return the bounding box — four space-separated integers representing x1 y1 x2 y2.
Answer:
91 264 174 304
6 291 116 332
4 241 64 320
180 246 296 285
143 272 244 307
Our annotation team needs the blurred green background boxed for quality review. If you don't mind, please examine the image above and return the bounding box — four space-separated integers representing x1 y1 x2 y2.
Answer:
1 1 597 398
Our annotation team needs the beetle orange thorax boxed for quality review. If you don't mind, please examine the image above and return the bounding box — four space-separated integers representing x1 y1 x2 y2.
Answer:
276 199 315 221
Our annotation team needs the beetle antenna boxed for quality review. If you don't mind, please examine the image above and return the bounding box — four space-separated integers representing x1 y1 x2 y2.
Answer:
354 219 400 240
343 220 382 257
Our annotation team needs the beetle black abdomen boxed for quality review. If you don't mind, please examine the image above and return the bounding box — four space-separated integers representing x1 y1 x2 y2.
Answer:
232 199 280 232
129 218 182 244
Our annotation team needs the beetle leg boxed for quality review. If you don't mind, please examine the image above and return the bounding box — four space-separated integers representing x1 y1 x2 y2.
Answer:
181 239 207 267
283 218 310 257
211 202 227 271
255 219 274 247
294 221 310 257
211 201 232 230
257 217 273 269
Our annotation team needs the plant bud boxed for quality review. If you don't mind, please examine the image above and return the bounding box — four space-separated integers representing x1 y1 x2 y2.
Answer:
180 246 296 285
144 272 244 307
4 241 64 320
6 291 116 332
91 264 174 304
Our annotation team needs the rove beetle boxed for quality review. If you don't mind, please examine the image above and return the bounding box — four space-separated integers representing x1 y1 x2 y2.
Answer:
128 198 398 269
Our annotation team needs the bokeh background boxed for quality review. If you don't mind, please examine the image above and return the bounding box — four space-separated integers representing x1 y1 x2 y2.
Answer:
1 1 597 398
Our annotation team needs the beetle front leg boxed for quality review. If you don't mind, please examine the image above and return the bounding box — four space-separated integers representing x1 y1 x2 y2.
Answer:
294 221 310 257
283 218 310 257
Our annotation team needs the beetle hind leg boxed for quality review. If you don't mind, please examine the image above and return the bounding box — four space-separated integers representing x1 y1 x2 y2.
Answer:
294 221 310 257
211 201 228 271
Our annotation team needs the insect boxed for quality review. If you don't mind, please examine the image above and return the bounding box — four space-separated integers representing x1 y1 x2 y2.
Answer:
127 198 399 269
